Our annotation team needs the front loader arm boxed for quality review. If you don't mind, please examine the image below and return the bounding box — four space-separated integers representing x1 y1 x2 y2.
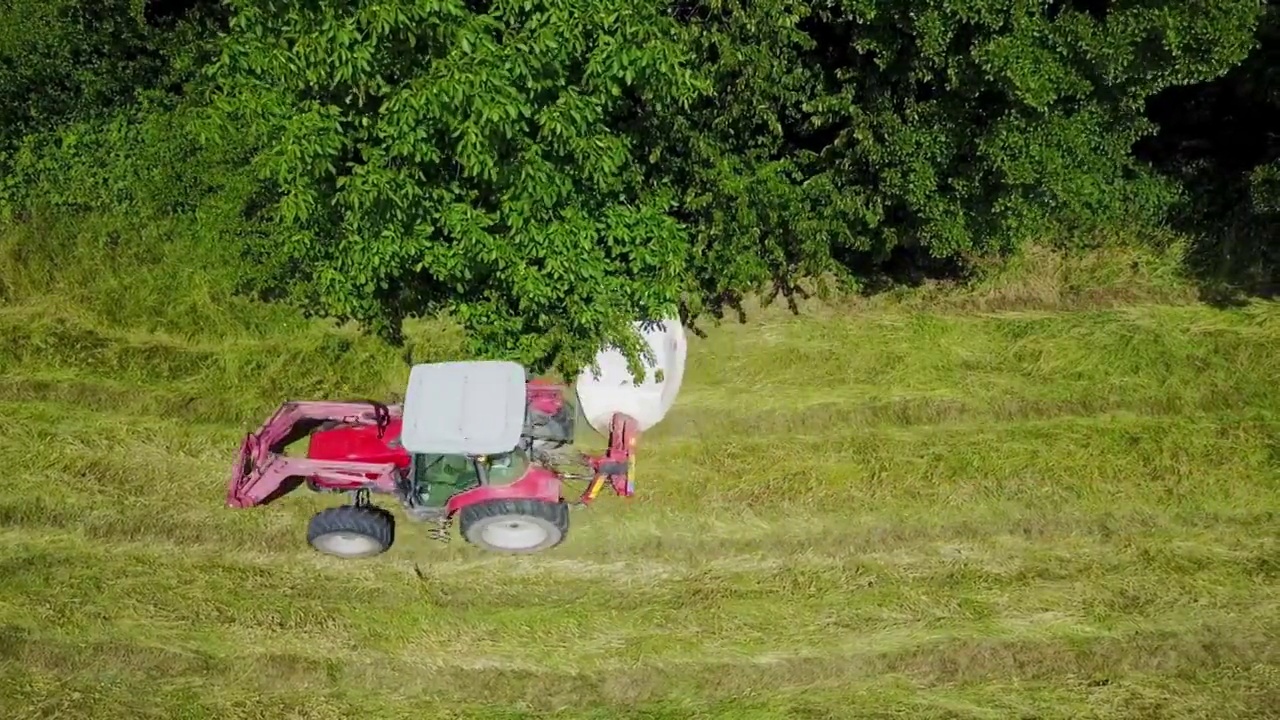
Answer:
228 401 402 508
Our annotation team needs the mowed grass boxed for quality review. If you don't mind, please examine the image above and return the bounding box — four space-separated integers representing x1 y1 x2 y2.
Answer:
1 240 1279 718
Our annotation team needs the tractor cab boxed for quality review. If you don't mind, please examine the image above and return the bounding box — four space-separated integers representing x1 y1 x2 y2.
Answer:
400 360 528 456
399 361 534 513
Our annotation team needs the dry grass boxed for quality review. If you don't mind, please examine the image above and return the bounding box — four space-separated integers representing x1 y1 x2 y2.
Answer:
1 225 1279 719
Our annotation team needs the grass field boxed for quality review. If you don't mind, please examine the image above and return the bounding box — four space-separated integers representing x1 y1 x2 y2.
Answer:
1 236 1278 719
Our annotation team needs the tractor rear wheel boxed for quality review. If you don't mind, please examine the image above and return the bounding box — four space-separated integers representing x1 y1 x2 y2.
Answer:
459 499 568 554
307 505 395 559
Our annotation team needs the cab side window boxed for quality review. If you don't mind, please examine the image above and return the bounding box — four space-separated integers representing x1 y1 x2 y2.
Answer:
485 450 529 484
414 453 479 488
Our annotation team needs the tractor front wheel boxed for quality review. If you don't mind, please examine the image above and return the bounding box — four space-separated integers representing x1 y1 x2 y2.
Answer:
307 505 395 559
459 499 568 554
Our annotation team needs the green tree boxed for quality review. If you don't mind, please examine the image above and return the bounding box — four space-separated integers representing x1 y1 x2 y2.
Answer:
0 0 186 150
209 0 710 375
646 0 869 318
192 0 1274 372
620 0 1264 319
0 0 228 216
793 0 1264 261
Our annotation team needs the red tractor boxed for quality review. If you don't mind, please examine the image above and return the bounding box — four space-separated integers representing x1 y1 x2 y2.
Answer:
227 322 686 557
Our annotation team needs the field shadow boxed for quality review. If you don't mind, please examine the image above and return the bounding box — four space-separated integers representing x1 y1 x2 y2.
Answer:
1136 9 1280 308
1180 205 1280 309
837 242 970 297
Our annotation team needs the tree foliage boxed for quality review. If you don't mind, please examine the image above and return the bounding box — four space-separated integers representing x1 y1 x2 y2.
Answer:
0 0 210 152
0 0 1274 372
790 0 1258 254
209 0 709 374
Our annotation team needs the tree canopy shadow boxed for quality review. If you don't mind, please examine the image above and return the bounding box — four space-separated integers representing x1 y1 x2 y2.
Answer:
1136 4 1280 308
834 243 971 298
1181 204 1280 309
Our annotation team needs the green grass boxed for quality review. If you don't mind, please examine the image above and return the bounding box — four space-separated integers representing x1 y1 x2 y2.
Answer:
1 226 1278 719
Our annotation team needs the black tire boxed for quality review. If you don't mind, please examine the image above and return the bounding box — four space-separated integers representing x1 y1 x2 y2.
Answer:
306 505 395 559
459 499 569 554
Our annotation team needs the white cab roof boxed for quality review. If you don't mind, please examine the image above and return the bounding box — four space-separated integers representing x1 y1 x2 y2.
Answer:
400 361 526 455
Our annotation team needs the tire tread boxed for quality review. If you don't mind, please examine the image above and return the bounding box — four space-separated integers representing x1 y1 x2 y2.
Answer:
306 505 395 556
458 499 569 553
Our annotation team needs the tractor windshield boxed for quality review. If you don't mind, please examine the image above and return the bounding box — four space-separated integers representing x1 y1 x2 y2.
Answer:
412 453 479 508
410 449 531 508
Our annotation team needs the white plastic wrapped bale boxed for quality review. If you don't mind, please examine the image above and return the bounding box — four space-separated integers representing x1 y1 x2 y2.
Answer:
574 319 687 436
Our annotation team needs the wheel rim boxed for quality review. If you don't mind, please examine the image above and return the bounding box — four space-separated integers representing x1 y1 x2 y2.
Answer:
312 531 382 557
478 517 551 551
